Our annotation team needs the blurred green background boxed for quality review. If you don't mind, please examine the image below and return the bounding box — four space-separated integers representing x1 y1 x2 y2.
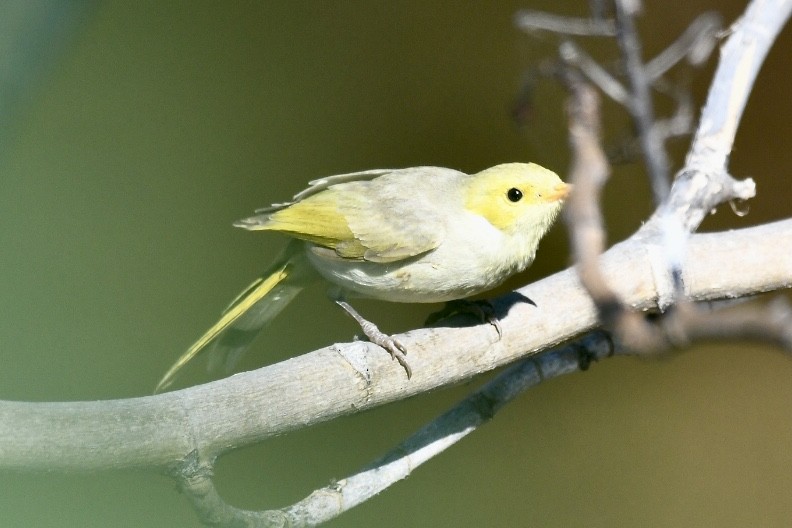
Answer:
1 1 791 526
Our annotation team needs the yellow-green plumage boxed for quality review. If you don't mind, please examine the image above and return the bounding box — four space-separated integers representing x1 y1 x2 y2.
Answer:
155 163 569 392
252 190 360 253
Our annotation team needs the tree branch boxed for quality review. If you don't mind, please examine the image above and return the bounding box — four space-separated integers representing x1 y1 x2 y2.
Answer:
180 332 617 527
649 0 792 233
614 0 672 203
514 9 616 37
1 218 790 473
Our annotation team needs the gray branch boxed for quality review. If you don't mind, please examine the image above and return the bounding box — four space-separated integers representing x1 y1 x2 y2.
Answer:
514 9 616 36
650 0 792 233
1 218 790 474
615 0 672 203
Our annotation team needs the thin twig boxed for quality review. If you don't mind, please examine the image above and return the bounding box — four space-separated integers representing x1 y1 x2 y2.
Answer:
652 80 695 141
514 9 616 36
559 41 629 105
644 11 722 81
562 77 616 306
660 298 792 350
561 71 665 352
614 0 671 203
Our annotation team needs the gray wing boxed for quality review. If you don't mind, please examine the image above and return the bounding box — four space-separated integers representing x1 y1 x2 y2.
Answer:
331 167 463 262
249 166 467 263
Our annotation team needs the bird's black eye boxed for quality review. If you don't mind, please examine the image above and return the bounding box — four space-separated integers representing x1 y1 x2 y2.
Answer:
507 188 523 202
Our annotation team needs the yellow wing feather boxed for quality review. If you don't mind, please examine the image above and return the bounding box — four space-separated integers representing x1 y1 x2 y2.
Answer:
236 168 456 262
237 189 370 257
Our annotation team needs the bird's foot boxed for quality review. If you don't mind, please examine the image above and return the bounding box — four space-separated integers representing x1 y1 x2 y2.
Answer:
336 300 412 378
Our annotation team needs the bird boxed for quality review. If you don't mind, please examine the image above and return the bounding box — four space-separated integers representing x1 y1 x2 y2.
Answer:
155 162 570 392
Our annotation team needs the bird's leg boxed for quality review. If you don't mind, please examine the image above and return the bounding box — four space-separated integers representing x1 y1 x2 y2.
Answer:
335 300 412 379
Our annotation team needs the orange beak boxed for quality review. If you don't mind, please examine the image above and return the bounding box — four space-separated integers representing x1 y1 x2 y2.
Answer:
545 182 572 202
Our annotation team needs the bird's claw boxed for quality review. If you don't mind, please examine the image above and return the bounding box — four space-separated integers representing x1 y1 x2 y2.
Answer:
336 299 412 378
472 300 502 339
369 332 412 379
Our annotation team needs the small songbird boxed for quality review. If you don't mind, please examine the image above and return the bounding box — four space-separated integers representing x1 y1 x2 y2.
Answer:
155 163 570 392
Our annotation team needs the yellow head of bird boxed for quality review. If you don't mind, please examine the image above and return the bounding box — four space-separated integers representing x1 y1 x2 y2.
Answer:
464 162 570 236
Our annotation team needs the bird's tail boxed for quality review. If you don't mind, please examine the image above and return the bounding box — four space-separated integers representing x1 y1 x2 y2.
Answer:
155 240 314 393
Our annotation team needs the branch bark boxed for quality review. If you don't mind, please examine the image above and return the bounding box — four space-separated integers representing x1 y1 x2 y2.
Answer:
1 218 790 472
650 0 792 233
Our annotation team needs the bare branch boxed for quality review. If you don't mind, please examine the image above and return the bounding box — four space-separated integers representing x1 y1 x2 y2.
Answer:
514 9 616 37
644 11 722 80
179 332 613 527
650 0 792 233
278 292 792 525
266 332 614 526
187 291 792 526
614 0 671 203
1 219 790 474
559 41 630 105
660 298 792 350
186 284 792 527
561 77 621 312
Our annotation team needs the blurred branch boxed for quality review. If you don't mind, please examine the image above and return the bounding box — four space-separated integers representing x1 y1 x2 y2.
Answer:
557 50 674 352
559 41 629 105
514 9 616 36
644 12 721 80
614 0 671 203
562 78 617 312
521 4 721 181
